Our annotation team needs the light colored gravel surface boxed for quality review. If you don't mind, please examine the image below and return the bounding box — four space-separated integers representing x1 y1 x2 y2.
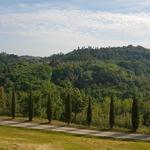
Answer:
0 119 149 141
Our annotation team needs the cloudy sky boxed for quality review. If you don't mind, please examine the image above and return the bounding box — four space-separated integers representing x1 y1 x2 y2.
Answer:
0 0 150 56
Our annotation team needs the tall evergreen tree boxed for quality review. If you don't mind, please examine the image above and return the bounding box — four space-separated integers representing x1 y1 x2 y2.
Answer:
65 94 72 125
87 97 92 126
28 87 33 121
11 88 16 119
47 93 53 123
132 96 139 132
109 96 114 129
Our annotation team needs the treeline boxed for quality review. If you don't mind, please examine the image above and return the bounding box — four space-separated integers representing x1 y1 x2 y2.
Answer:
3 86 141 131
47 45 150 65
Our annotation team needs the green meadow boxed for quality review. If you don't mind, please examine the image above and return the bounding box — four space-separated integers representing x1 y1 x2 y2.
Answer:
0 125 149 150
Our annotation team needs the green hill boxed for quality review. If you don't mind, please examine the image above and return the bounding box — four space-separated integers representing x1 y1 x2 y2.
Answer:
0 45 150 129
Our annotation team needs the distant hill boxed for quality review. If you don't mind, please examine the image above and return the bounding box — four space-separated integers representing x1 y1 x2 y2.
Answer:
20 55 42 60
0 45 150 100
47 45 150 62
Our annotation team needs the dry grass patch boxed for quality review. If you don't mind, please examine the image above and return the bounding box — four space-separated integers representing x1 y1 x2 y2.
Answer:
0 141 61 150
0 125 149 150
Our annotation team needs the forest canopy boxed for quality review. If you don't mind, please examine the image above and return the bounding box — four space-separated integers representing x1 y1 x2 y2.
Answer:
0 45 150 128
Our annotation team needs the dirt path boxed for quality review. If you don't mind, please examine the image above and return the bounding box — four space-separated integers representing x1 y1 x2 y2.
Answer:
0 119 149 141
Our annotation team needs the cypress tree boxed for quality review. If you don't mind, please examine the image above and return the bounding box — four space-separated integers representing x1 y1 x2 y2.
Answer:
11 88 16 119
47 93 53 123
132 96 139 132
87 97 92 126
28 87 33 121
65 94 72 125
109 96 114 129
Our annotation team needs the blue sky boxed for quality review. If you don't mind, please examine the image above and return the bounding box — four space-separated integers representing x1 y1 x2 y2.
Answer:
0 0 150 56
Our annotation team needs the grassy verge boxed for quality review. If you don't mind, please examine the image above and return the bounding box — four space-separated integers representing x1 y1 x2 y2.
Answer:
0 125 149 150
0 116 150 134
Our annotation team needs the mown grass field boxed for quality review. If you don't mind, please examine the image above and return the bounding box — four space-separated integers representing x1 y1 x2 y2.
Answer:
0 126 149 150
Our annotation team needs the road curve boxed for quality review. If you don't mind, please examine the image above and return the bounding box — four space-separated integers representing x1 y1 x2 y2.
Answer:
0 119 149 141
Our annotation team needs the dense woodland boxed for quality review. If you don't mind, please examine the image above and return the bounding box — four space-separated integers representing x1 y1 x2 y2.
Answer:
0 45 150 130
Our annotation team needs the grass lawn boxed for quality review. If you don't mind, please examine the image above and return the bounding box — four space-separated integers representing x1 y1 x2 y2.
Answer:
0 126 149 150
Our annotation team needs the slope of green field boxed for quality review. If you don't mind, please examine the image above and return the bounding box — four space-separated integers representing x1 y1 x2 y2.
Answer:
0 126 149 150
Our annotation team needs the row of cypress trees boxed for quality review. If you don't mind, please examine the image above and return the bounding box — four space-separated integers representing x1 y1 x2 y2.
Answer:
86 96 139 131
11 88 139 132
108 96 139 132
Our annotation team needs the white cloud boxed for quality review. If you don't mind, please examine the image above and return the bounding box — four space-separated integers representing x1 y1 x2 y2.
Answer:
0 8 150 56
